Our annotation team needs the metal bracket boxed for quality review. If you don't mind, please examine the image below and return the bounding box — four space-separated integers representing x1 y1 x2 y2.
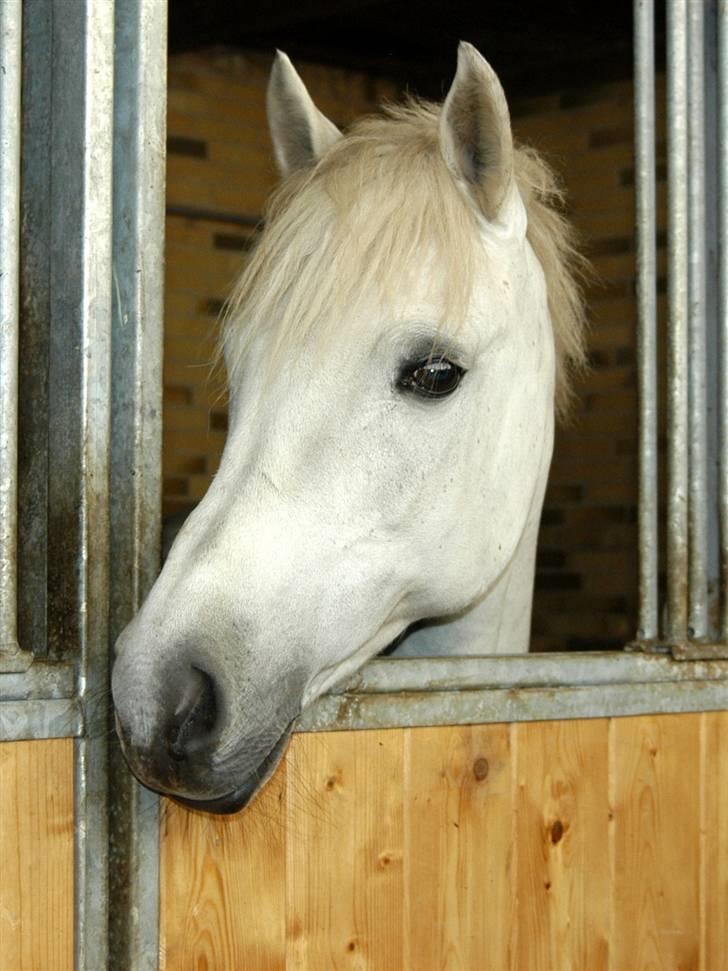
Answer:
626 638 728 661
0 642 34 673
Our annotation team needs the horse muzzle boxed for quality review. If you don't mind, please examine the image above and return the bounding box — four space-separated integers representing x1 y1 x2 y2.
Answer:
113 658 295 813
169 729 292 814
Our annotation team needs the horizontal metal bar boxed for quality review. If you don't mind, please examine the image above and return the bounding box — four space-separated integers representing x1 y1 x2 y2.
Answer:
298 678 728 732
1 652 725 736
670 641 728 660
0 651 33 673
0 660 75 700
0 698 83 740
333 652 728 693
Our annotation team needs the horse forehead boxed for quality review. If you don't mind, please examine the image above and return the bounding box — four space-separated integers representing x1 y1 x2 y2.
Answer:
377 245 528 335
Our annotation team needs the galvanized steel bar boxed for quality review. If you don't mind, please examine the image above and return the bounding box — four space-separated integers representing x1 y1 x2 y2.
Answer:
17 0 52 659
0 698 83 740
719 0 728 638
0 0 25 664
45 0 115 966
298 679 728 732
634 0 660 640
108 0 167 966
0 660 75 702
702 0 722 641
666 0 690 640
687 0 710 639
338 652 728 693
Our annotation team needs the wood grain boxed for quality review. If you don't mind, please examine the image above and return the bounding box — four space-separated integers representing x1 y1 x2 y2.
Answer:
610 713 702 971
160 754 287 971
157 712 728 970
700 711 728 971
0 739 74 971
405 723 513 971
514 719 610 971
285 729 405 970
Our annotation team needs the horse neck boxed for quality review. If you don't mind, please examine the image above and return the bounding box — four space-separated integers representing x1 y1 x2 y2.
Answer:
396 509 542 656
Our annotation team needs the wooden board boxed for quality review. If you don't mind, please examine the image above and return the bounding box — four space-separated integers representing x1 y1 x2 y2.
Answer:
160 712 728 970
0 739 74 971
514 719 609 971
610 714 701 971
405 723 513 971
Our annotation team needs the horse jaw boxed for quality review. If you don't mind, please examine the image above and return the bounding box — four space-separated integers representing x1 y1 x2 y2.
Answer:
394 457 552 657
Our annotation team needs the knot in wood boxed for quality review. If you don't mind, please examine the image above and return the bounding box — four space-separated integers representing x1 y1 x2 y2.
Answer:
473 757 489 781
550 819 564 844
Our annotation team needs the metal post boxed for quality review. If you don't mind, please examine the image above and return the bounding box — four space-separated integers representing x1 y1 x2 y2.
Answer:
666 0 690 641
44 0 116 966
634 0 659 641
17 0 52 661
702 0 723 643
687 0 710 639
719 0 728 639
0 0 28 669
108 0 167 966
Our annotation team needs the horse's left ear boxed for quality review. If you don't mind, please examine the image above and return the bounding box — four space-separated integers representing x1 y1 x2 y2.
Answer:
440 43 520 226
267 51 343 177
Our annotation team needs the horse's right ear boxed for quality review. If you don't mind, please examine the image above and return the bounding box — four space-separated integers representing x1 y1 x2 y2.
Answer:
267 51 342 177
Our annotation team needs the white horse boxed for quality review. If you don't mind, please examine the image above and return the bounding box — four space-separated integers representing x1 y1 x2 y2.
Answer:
112 43 586 812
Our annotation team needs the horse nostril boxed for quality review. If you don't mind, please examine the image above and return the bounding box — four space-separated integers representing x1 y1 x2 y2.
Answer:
165 666 218 762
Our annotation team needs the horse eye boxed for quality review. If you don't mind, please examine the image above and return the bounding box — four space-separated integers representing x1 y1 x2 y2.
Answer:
398 357 465 399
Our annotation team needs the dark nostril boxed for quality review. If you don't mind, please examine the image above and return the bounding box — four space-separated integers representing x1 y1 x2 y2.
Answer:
166 666 218 762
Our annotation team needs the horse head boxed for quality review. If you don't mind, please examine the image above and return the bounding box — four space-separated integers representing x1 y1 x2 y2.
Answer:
112 43 585 812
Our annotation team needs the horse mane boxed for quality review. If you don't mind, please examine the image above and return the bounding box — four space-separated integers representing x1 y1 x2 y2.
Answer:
222 99 587 419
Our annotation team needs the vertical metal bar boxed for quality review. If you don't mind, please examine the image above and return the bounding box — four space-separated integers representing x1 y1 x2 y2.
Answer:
45 0 115 966
703 0 722 641
688 0 710 638
666 0 690 641
18 0 52 660
108 0 167 966
634 0 659 640
0 0 26 666
719 0 728 639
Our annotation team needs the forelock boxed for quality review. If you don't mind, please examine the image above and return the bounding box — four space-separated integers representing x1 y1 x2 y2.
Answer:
221 98 587 419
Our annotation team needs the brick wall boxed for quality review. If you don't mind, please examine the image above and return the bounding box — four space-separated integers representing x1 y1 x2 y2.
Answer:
511 78 666 651
163 50 666 652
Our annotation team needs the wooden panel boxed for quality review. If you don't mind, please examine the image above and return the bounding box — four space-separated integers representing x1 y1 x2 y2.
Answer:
285 730 404 970
701 711 728 971
0 739 74 971
160 756 287 971
405 724 513 971
159 713 728 970
514 719 610 971
611 713 702 971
